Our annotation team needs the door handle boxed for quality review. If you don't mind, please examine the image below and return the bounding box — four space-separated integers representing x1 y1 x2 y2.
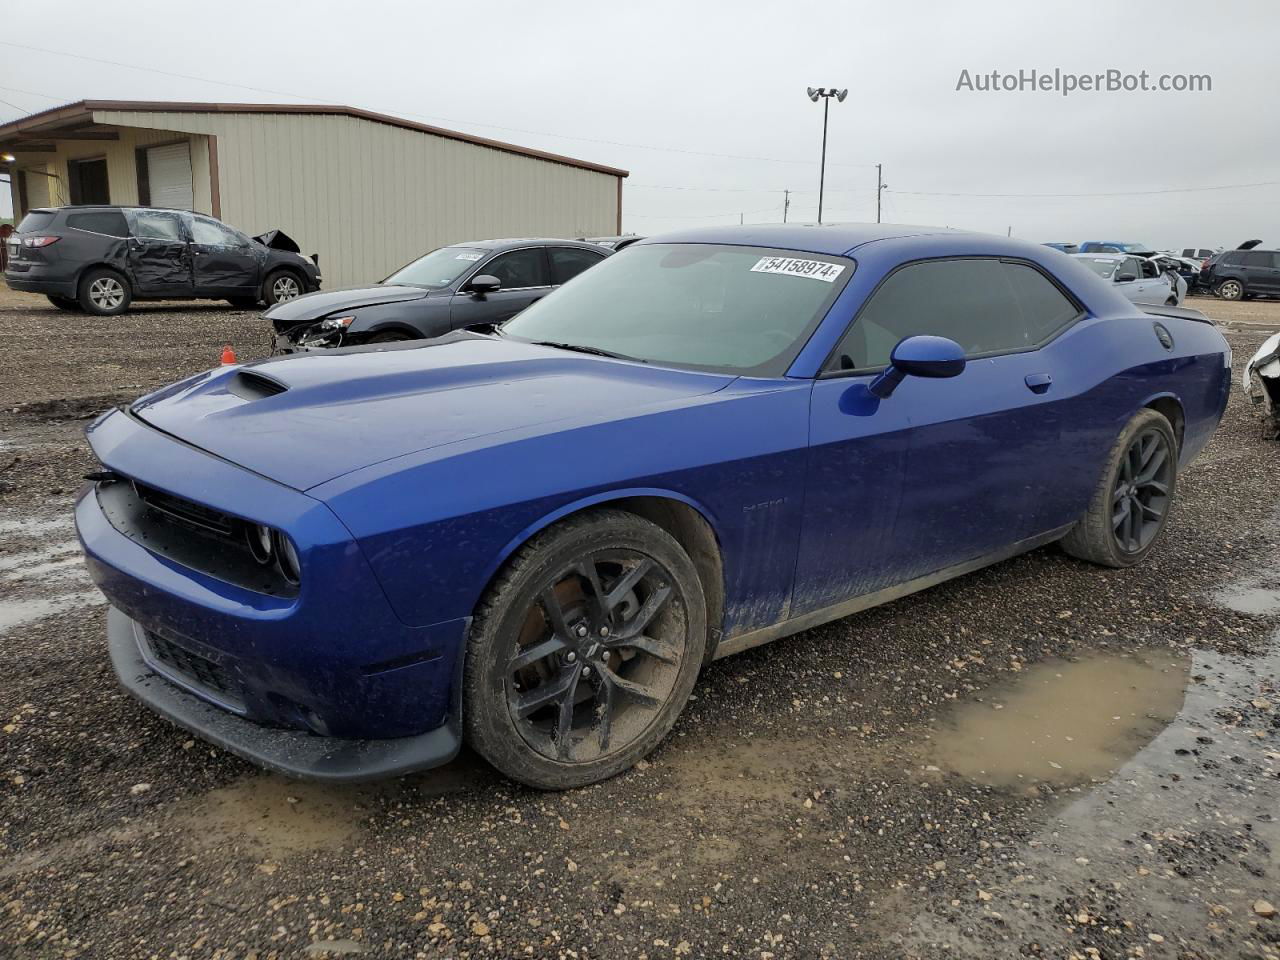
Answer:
1024 372 1053 394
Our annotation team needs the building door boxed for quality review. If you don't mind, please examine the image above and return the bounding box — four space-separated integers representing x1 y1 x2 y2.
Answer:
69 157 110 204
143 142 194 210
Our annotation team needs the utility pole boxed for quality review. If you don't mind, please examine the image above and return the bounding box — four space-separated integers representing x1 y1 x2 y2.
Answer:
740 212 744 225
807 87 847 223
783 189 790 223
1007 225 1012 237
876 164 883 223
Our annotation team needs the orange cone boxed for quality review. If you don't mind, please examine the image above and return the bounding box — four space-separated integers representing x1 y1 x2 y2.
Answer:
220 345 237 365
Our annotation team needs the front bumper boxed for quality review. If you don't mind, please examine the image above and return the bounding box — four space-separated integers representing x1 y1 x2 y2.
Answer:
77 408 469 776
108 606 461 782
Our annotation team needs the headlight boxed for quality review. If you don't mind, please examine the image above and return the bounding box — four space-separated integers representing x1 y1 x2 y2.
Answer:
274 531 301 585
246 523 274 564
319 315 355 331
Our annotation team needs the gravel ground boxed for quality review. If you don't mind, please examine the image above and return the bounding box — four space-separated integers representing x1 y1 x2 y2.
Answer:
1 284 1279 959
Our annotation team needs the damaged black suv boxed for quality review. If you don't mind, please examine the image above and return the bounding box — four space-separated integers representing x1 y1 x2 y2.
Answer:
4 205 321 315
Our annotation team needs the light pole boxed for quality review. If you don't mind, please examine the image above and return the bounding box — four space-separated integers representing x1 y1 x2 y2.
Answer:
806 87 846 223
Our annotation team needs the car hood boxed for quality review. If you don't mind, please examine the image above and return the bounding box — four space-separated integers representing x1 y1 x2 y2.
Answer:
130 336 735 490
264 284 429 327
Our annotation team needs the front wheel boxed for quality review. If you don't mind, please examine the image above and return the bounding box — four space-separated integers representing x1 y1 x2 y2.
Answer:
78 268 132 316
262 270 303 305
1060 409 1178 568
464 510 707 789
1217 279 1244 301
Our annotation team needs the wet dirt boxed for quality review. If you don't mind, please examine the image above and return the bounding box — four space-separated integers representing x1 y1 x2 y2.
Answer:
2 287 1280 958
924 650 1191 787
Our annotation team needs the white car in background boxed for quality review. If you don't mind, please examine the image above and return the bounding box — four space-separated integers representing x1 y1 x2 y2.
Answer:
1072 252 1185 305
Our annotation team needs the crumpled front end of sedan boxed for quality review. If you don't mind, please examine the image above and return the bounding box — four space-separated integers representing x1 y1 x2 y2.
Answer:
75 405 466 782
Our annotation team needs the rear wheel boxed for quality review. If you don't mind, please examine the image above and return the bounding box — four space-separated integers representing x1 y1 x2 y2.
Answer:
464 510 706 789
1061 409 1177 568
78 268 132 316
47 294 81 312
262 270 302 305
1217 279 1244 300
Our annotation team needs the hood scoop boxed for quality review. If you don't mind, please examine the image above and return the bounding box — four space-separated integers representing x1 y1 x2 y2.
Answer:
226 370 289 401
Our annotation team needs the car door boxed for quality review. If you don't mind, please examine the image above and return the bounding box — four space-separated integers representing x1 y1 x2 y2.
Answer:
1113 256 1146 303
187 214 261 297
1241 250 1280 294
548 245 607 288
793 257 1081 613
448 246 553 328
124 209 193 297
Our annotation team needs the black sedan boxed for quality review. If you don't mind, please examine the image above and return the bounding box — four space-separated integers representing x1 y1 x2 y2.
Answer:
268 238 609 352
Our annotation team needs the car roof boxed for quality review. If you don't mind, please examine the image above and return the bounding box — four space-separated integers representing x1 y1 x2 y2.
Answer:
455 237 605 250
633 222 1116 267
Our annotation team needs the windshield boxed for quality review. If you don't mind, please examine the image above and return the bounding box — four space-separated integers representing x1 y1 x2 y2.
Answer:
1080 257 1121 279
502 243 853 375
383 245 490 288
1114 242 1150 253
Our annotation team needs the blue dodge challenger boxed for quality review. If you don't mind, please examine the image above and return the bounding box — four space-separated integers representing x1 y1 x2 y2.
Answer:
76 224 1231 789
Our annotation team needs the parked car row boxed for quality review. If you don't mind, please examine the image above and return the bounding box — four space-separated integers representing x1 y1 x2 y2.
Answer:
4 205 321 315
1045 238 1280 302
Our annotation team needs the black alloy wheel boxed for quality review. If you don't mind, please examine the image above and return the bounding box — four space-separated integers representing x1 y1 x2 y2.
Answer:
464 510 706 789
1112 427 1173 554
507 551 686 763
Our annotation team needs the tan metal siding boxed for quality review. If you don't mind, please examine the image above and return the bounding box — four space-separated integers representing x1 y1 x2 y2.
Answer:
95 109 620 288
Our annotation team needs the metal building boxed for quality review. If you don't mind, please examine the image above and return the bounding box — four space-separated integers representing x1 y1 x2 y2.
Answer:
0 100 628 288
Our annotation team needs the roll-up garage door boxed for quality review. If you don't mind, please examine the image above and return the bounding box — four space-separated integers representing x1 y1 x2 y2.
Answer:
146 142 194 210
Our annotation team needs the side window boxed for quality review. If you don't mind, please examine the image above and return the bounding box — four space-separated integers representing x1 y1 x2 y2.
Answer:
482 248 550 289
1242 251 1272 268
65 211 128 237
549 247 605 285
1139 259 1160 279
190 216 245 247
1221 251 1244 265
1000 263 1080 340
129 210 185 242
1120 257 1142 279
828 258 1077 372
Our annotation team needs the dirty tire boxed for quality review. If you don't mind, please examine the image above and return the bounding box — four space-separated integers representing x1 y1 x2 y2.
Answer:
464 509 707 790
47 294 81 312
367 331 413 344
262 270 302 306
1217 279 1244 301
78 268 132 316
1061 408 1178 568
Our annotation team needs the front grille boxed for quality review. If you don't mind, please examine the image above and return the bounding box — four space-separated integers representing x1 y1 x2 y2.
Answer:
96 479 299 599
144 630 243 708
134 482 235 537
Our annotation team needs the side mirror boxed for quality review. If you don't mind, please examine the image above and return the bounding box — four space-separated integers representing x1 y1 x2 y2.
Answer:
466 274 501 297
868 335 966 399
1117 273 1137 283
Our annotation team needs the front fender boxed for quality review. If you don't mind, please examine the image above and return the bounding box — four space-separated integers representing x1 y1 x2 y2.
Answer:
345 300 448 338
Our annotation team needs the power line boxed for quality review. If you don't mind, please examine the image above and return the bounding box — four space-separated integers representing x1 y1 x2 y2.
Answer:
888 180 1280 199
0 41 876 170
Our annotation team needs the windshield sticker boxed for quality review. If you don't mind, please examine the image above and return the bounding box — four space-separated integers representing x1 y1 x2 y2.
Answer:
750 256 845 282
455 252 484 261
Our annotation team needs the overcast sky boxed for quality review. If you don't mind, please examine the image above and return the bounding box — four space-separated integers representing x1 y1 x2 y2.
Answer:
3 0 1277 250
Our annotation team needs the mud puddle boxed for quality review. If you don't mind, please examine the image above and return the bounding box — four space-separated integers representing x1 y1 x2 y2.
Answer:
924 649 1191 786
906 641 1280 958
0 590 103 634
1214 582 1280 615
175 757 485 860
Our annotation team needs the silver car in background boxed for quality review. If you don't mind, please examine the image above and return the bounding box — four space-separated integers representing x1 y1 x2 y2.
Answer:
1071 252 1185 306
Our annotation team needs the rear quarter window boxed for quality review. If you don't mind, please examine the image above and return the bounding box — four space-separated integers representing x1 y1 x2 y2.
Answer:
66 211 129 237
17 211 57 232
